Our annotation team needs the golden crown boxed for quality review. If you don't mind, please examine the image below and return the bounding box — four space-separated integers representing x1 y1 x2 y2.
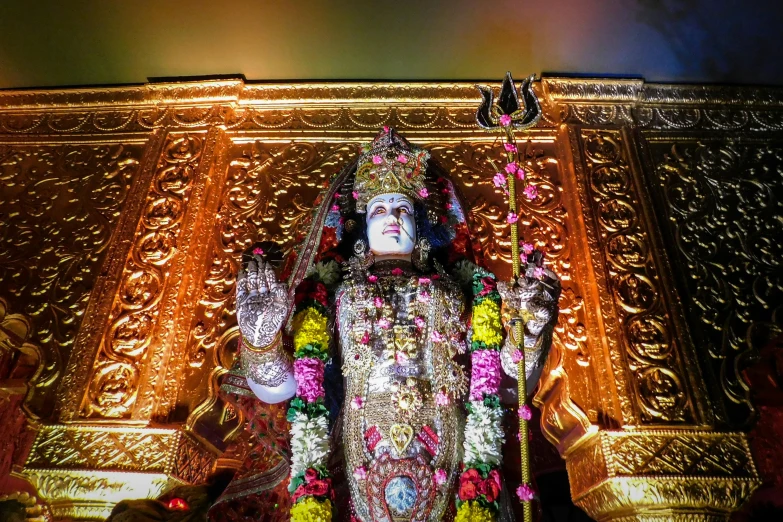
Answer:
353 128 430 212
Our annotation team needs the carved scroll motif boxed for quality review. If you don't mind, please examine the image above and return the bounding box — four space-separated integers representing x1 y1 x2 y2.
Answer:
0 143 143 417
431 139 596 448
581 130 693 424
651 141 783 426
180 141 358 438
82 135 203 418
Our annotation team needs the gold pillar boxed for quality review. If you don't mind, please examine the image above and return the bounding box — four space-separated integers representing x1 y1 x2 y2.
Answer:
0 78 771 520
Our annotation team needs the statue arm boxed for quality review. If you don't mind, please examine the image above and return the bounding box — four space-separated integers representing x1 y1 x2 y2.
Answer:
498 262 561 396
241 333 297 404
236 255 296 403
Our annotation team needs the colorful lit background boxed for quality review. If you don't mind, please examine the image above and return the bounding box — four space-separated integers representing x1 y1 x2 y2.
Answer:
0 0 780 89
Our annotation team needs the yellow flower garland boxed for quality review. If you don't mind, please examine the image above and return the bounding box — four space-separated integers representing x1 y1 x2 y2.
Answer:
455 500 494 522
292 307 330 353
471 299 503 347
291 497 333 522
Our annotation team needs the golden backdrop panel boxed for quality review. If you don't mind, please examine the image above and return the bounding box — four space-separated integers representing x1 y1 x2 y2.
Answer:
0 138 150 419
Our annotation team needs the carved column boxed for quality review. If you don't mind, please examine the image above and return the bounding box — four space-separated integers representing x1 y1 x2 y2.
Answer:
532 104 762 520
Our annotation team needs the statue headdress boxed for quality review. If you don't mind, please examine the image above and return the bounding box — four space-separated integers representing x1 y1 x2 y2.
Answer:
279 128 475 295
352 128 430 211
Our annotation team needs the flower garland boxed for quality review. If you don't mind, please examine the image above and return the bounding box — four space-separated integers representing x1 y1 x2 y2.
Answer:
457 268 505 520
288 279 334 522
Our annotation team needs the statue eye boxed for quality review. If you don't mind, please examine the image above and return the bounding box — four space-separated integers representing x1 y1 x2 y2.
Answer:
372 207 386 216
398 207 409 214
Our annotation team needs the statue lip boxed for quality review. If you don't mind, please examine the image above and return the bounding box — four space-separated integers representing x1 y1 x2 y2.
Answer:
383 224 401 235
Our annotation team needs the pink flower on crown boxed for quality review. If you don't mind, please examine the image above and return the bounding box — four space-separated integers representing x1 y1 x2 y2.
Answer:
252 247 264 256
516 167 526 181
353 466 368 480
360 331 370 344
368 274 378 283
507 212 519 224
417 291 431 303
435 390 450 406
520 253 528 264
373 296 384 308
431 330 445 343
434 469 448 486
504 142 517 153
505 162 518 175
517 483 535 502
521 242 535 254
418 277 431 285
524 184 538 200
414 316 426 329
331 204 340 212
395 351 409 364
383 125 390 133
518 404 532 420
493 173 507 188
512 349 523 364
351 396 364 410
418 188 429 198
378 318 391 329
431 274 440 280
397 154 408 164
352 191 359 200
500 114 512 127
446 202 453 210
391 268 404 276
534 266 545 279
372 155 383 165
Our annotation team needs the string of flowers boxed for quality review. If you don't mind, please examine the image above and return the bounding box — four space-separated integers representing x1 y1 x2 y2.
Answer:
456 269 505 522
287 279 334 522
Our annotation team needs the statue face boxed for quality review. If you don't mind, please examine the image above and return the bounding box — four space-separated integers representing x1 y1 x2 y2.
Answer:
366 193 416 260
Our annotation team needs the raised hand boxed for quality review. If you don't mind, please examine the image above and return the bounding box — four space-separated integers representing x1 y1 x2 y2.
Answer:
236 255 292 349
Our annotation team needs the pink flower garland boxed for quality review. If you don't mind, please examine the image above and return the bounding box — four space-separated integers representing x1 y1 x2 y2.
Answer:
293 357 325 403
469 349 502 401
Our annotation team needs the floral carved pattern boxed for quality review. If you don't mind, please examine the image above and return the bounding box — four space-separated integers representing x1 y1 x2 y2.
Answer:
581 130 693 423
651 141 783 426
82 135 203 418
432 139 595 446
0 143 143 417
179 141 358 439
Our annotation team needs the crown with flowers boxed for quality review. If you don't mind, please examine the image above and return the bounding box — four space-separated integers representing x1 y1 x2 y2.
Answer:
353 127 430 212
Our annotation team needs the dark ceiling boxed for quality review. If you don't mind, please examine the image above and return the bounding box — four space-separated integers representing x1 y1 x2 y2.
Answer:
0 0 781 90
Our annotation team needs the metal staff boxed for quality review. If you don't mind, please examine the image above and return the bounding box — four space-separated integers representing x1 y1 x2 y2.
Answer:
476 72 542 522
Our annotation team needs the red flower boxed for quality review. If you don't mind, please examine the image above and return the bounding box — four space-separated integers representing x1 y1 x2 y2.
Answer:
310 282 329 307
305 468 318 483
291 477 332 502
459 468 502 503
458 468 481 500
478 276 497 296
484 470 502 502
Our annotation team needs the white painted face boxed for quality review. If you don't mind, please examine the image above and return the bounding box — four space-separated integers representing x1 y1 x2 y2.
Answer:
366 193 416 261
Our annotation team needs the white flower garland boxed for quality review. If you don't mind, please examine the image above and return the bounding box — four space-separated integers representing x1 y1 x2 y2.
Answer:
463 400 504 467
289 411 330 477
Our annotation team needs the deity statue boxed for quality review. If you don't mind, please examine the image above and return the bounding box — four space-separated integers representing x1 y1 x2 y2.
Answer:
214 128 560 522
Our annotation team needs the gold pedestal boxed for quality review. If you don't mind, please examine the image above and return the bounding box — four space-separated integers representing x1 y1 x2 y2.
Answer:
566 431 759 522
19 425 215 521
